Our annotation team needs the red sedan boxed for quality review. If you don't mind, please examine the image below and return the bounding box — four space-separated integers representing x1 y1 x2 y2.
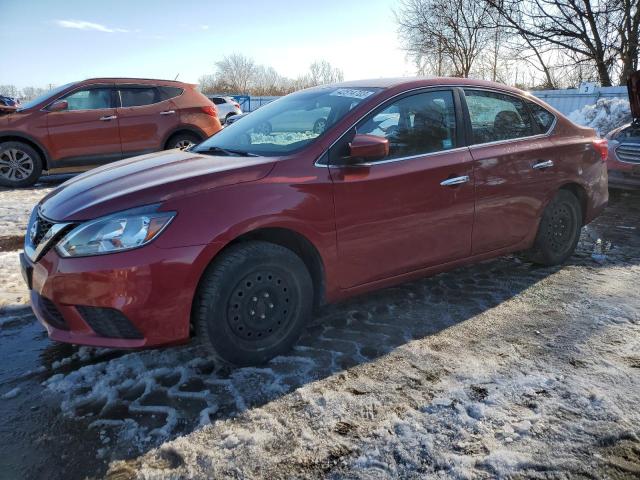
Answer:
21 78 608 366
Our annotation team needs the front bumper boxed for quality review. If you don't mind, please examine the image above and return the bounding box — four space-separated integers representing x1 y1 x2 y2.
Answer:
21 243 207 348
608 168 640 189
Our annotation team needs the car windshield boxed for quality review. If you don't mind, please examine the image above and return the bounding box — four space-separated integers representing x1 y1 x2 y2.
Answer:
18 82 75 110
194 86 382 156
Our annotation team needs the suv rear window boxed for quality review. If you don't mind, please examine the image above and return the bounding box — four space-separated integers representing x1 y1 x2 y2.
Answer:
210 97 225 105
119 87 158 107
158 86 183 100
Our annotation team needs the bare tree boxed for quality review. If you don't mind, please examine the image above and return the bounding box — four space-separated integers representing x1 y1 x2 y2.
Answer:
214 53 257 93
20 86 47 100
616 0 640 84
396 0 494 77
307 60 344 86
485 0 626 87
0 85 20 98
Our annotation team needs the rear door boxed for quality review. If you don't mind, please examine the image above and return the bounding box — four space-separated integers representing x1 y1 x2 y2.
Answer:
46 84 121 165
116 84 181 157
463 89 557 254
330 89 475 288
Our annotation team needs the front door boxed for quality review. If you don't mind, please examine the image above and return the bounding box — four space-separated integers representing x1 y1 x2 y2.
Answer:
46 84 121 165
330 89 475 288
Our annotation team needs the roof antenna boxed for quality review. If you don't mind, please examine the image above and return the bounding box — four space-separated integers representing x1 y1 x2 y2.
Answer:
174 73 180 81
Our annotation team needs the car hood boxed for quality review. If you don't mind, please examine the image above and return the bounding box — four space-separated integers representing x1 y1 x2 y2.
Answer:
628 70 640 121
39 149 276 221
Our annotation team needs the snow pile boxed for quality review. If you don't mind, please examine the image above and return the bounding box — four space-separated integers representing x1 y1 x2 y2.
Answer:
568 97 632 136
0 185 53 237
0 251 29 306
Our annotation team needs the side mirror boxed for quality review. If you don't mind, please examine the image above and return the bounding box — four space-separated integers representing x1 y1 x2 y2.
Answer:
348 134 389 163
48 100 68 112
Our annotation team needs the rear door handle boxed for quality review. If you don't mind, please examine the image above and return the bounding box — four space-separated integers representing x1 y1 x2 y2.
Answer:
99 115 117 121
160 110 175 115
532 160 554 170
440 175 470 186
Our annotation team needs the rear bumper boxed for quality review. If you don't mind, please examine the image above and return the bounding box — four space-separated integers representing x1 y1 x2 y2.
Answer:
23 243 208 348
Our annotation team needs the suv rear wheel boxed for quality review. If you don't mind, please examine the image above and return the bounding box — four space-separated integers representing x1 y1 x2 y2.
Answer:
166 132 201 150
0 141 43 188
526 190 582 266
194 241 313 366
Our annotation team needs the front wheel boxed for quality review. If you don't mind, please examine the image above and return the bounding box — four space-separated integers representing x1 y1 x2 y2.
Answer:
526 190 582 266
0 141 43 188
194 241 313 366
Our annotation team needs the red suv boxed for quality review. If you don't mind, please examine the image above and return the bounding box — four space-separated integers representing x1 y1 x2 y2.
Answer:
0 78 222 187
20 78 608 366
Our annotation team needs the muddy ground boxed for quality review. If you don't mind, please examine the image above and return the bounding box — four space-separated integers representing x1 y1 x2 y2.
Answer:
0 183 638 479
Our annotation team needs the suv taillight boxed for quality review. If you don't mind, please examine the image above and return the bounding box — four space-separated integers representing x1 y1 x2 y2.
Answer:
202 105 217 117
232 102 240 109
592 139 608 162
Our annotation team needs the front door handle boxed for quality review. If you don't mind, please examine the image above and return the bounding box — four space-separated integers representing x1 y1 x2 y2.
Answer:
532 160 554 170
440 175 470 187
160 110 175 115
99 115 117 121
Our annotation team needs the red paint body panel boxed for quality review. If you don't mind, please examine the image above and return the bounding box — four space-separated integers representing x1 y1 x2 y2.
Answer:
22 77 608 348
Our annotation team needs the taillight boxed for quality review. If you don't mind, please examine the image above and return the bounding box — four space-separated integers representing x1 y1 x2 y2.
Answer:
233 102 240 109
201 105 217 117
592 138 608 162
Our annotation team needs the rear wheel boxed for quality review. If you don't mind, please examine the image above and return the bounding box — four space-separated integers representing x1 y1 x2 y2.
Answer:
166 132 200 150
224 112 237 124
526 190 582 266
0 141 42 188
194 241 313 366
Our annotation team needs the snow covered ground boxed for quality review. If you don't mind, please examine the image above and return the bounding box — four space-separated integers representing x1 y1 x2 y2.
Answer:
1 185 639 479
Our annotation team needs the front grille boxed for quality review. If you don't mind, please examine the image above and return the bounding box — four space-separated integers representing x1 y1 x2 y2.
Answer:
40 296 69 330
32 217 54 247
616 143 640 164
77 306 143 339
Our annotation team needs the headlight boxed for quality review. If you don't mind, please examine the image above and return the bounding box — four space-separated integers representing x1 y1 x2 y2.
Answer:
56 204 175 257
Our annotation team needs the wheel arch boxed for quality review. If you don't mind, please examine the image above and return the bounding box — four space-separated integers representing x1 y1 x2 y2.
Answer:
558 182 588 225
162 125 207 149
0 133 51 170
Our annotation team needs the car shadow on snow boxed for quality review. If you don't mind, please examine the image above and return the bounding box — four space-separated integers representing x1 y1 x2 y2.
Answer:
7 189 640 479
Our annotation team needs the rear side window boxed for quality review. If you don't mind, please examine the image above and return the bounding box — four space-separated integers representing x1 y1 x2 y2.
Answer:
356 90 458 161
464 90 536 144
62 88 113 110
210 97 225 105
158 86 183 100
527 101 555 133
119 87 158 107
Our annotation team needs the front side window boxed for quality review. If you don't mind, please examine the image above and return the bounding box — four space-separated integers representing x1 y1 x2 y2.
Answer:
62 88 113 110
119 87 158 107
464 90 536 144
194 86 382 156
356 90 458 161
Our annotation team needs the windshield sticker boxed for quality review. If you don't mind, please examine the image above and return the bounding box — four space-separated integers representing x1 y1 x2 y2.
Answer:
330 88 375 100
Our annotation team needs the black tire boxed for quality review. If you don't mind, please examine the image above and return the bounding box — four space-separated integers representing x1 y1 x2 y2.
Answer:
0 141 43 188
166 132 200 150
526 190 582 266
224 112 237 124
194 241 313 366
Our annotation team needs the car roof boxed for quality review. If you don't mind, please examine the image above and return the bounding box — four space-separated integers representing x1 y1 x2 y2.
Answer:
81 77 193 87
322 76 532 97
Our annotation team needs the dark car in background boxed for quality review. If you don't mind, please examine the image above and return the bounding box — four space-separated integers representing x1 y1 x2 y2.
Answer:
605 71 640 189
21 77 607 366
0 78 222 187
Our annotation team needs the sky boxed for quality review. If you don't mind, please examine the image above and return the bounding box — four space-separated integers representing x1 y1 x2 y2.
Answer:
0 0 413 90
